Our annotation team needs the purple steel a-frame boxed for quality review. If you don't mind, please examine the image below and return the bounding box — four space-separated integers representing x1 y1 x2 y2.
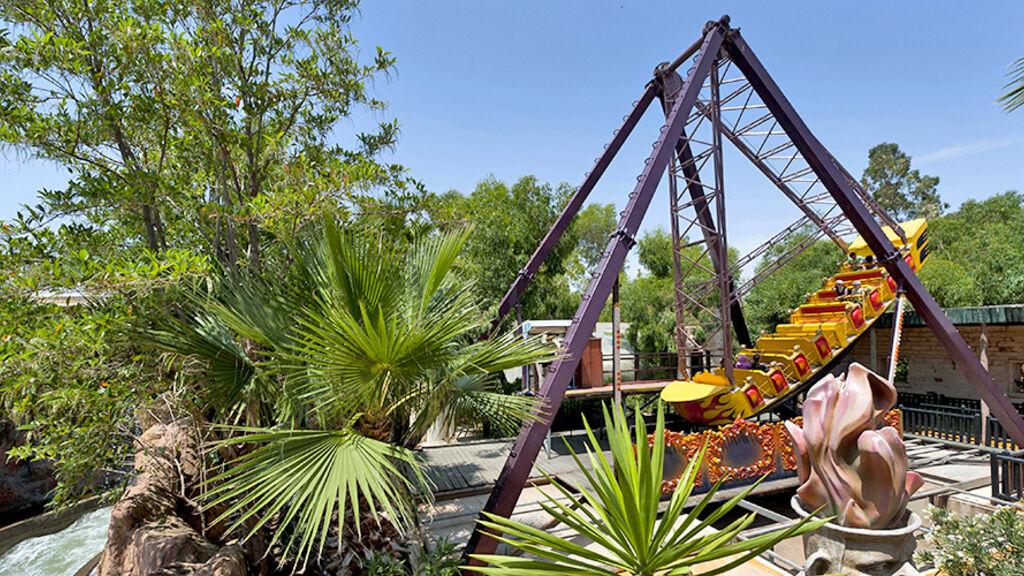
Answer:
465 15 1024 565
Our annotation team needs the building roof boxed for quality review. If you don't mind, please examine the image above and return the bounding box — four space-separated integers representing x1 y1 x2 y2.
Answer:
874 304 1024 328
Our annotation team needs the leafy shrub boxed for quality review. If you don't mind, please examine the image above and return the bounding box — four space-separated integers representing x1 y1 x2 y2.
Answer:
916 506 1024 575
358 538 460 576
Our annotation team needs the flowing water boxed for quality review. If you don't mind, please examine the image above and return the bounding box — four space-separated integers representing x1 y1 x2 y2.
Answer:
0 507 112 576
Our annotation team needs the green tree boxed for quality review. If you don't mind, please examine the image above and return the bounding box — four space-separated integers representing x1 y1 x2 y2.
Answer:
920 190 1024 306
744 232 844 336
636 227 674 280
565 203 617 291
860 143 946 221
0 0 409 276
445 175 580 320
0 249 210 504
0 0 428 509
620 228 739 358
998 57 1024 112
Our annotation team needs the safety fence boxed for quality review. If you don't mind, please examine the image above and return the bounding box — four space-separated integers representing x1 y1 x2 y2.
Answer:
898 394 1024 502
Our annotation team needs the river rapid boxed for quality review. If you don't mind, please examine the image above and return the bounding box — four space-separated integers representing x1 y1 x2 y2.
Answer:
0 507 112 576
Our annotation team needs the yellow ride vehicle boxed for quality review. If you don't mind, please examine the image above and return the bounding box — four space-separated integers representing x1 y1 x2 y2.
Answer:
661 219 929 425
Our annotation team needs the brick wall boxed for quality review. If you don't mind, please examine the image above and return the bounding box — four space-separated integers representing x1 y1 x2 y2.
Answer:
841 323 1024 401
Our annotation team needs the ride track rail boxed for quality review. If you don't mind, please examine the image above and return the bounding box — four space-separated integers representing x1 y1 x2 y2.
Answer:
462 15 1024 568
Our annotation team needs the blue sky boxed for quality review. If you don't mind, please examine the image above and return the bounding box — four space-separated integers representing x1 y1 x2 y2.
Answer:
3 1 1024 264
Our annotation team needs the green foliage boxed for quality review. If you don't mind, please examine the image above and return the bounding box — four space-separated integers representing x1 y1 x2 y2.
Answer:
917 506 1024 576
468 403 828 576
744 232 843 336
443 175 580 320
916 256 982 307
0 0 414 275
205 427 428 565
0 0 432 515
619 229 677 359
0 244 210 504
621 274 676 356
636 227 675 280
359 538 461 576
619 228 739 359
920 191 1024 306
153 221 556 565
860 143 946 221
999 57 1024 112
566 203 617 290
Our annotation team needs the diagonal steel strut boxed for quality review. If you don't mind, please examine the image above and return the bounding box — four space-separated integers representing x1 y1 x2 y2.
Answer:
486 83 658 336
723 29 1024 447
462 21 728 567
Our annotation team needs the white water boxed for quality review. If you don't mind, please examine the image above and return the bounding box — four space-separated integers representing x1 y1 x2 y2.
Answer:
0 507 112 576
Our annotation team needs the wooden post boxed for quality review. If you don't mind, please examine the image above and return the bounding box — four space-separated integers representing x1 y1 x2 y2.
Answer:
981 322 990 446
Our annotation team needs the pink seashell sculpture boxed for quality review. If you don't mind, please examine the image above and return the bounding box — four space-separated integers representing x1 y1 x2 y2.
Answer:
786 363 924 529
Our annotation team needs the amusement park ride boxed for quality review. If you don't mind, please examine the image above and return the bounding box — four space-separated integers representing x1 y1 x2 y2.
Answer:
464 15 1024 562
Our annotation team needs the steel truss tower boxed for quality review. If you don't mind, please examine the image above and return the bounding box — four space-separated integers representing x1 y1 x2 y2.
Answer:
465 15 1024 565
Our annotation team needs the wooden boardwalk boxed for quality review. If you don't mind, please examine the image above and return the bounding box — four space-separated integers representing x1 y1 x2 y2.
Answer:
420 433 601 495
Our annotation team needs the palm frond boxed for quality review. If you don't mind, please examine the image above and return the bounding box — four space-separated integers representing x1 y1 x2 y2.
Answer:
144 312 268 411
407 374 544 441
204 426 429 567
999 57 1024 112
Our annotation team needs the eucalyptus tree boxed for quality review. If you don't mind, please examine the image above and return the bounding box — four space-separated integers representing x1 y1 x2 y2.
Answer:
860 143 946 222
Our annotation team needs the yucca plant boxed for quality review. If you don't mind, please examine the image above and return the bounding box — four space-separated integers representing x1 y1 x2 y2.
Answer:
470 403 830 576
148 218 557 567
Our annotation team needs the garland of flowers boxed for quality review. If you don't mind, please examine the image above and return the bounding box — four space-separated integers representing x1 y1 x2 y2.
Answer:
654 429 707 493
776 419 800 470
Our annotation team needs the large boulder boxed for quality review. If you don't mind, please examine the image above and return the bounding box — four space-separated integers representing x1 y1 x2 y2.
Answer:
0 418 56 522
98 418 246 576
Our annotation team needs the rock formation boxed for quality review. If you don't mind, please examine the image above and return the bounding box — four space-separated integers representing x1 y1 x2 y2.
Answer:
98 418 246 576
0 418 56 522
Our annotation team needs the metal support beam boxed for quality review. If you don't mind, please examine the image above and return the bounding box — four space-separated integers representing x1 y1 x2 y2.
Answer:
657 66 751 350
463 23 727 565
487 83 658 336
724 29 1024 447
695 102 849 251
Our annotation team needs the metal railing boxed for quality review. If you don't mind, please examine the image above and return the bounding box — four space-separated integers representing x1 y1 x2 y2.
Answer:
991 450 1024 501
602 352 680 381
901 406 982 444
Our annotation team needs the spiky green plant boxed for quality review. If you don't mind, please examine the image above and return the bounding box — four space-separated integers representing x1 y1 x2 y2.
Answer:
469 404 829 576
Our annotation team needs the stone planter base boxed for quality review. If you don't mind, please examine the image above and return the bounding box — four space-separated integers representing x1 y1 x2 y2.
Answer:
792 496 922 576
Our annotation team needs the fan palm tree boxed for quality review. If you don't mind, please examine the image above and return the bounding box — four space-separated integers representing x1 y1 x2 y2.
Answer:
148 218 556 566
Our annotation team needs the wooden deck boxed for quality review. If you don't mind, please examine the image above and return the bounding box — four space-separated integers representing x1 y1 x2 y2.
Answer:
420 433 600 495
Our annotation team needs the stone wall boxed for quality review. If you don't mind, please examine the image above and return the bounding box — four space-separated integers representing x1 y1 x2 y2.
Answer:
840 319 1024 401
